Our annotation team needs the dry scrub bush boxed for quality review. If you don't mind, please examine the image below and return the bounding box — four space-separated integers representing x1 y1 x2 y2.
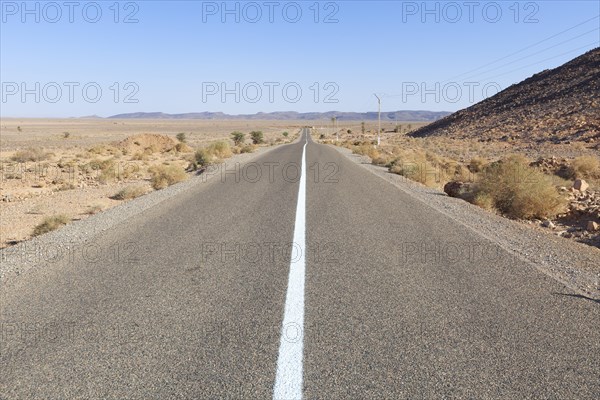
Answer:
389 154 439 187
469 157 488 173
11 148 51 162
174 142 194 153
112 185 147 200
470 155 567 219
232 144 256 154
240 144 255 153
86 205 103 215
32 215 70 236
132 152 149 161
58 182 77 191
149 165 187 189
385 148 469 188
194 141 234 169
569 155 600 179
352 144 379 159
88 144 121 156
207 141 233 159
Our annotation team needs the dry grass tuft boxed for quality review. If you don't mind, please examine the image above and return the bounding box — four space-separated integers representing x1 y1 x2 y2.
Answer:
11 148 51 162
469 155 567 219
569 155 600 179
85 205 104 215
32 214 70 236
174 142 194 153
193 141 234 169
469 157 488 173
112 185 148 200
148 165 187 189
240 144 255 153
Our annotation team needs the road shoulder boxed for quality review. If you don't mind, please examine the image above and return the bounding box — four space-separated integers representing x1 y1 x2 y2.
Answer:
331 144 600 300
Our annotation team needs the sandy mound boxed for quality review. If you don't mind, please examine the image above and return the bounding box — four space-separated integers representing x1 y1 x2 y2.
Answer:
115 134 177 153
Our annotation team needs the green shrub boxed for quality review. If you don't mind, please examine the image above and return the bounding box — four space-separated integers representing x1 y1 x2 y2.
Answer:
250 131 264 144
231 131 245 145
176 132 187 143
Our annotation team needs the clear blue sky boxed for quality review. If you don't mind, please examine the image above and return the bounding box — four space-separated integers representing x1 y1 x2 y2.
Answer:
1 0 599 117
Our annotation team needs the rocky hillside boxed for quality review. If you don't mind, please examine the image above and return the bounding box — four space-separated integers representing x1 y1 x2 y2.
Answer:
409 48 600 144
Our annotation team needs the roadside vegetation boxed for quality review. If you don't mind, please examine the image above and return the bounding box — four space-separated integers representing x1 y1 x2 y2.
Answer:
32 215 70 236
111 185 148 200
344 138 573 219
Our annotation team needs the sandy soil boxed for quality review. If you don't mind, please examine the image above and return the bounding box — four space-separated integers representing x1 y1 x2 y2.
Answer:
0 118 311 248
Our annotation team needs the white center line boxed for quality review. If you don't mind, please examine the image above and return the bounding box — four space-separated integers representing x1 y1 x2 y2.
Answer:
273 130 308 400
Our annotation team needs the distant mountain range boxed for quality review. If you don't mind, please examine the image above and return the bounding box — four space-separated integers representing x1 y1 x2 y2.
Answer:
409 48 600 144
105 110 451 121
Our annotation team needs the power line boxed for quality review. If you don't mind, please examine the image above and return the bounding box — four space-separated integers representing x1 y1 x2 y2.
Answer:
442 15 600 83
477 42 598 82
458 28 599 81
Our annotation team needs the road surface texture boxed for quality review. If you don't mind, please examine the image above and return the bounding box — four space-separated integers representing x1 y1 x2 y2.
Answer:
1 129 598 399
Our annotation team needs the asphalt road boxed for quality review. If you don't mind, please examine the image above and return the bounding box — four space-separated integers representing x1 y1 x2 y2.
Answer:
1 129 598 399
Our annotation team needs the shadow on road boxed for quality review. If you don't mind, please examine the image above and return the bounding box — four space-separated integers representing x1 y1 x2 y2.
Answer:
552 292 600 304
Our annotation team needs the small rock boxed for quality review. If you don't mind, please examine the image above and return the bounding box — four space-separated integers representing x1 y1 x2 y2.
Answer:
573 179 589 192
562 232 573 238
587 221 599 232
542 220 555 228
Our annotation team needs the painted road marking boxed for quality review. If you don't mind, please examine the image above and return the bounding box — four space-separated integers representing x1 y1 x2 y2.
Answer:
273 130 308 399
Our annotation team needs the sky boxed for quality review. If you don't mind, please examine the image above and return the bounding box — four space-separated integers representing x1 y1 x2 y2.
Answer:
1 0 599 117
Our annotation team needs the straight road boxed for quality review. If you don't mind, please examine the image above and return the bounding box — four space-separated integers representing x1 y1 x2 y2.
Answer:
1 129 598 399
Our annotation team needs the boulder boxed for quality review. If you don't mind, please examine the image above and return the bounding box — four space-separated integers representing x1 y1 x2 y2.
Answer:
586 221 599 232
443 181 471 199
573 179 589 192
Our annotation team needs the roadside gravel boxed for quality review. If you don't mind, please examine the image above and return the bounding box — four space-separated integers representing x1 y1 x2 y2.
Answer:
334 146 600 300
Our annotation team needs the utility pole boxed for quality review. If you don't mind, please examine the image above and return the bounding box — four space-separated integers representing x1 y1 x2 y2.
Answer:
374 94 381 146
331 116 338 142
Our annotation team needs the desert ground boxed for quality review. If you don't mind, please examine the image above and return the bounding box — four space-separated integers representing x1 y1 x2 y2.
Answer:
0 118 310 248
1 118 599 249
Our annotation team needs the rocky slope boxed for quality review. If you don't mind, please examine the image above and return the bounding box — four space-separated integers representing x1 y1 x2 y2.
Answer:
409 48 600 144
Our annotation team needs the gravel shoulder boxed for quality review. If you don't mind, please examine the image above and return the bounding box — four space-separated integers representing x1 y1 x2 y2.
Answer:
333 145 600 300
0 145 280 286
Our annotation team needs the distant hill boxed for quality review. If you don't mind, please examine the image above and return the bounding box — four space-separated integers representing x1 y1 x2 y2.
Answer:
409 48 600 144
106 110 450 122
